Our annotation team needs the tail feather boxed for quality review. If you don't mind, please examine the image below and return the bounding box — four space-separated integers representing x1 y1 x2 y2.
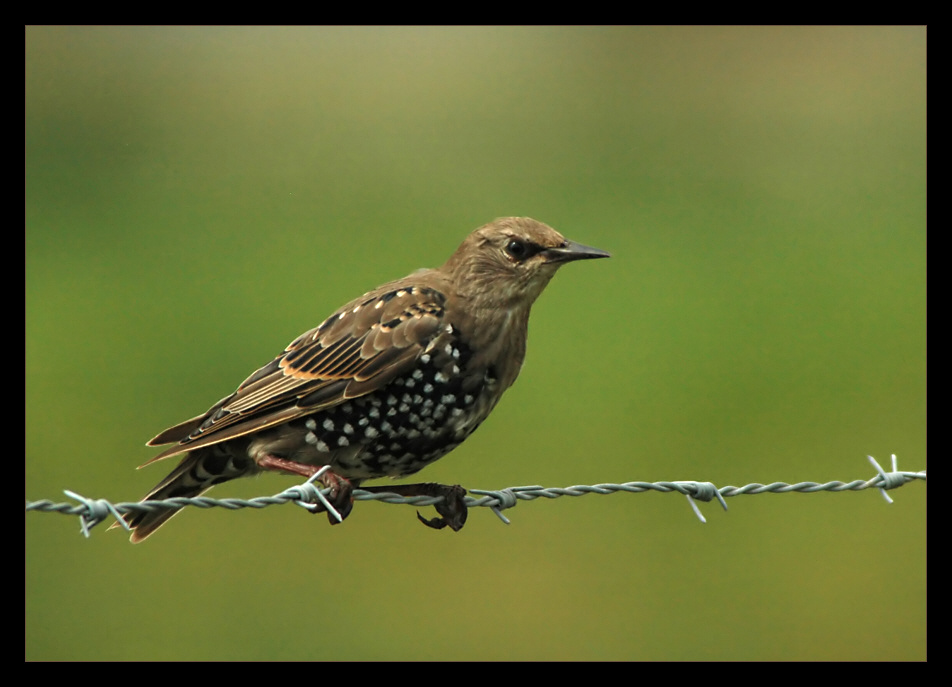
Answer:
115 446 252 543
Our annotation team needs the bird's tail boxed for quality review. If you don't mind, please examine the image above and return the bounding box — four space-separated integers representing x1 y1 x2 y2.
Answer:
115 446 251 543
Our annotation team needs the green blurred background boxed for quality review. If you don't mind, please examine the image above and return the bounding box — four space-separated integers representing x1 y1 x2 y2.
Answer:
26 26 925 661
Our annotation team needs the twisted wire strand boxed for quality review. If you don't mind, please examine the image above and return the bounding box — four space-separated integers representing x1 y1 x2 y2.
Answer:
26 454 925 536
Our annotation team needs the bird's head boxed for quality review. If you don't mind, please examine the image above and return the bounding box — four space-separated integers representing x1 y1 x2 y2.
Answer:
442 217 610 308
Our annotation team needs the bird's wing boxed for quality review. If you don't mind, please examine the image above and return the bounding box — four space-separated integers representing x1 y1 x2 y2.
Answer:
141 283 449 465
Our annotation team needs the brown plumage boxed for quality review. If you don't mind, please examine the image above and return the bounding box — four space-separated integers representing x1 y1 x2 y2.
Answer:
120 217 609 542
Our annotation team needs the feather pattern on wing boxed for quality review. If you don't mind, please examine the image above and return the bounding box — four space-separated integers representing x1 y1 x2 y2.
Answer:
141 281 450 465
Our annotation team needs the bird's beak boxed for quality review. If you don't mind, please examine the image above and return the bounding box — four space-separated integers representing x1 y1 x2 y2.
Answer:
543 240 611 264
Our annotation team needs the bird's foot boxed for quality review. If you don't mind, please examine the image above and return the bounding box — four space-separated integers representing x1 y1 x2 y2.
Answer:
362 482 468 531
256 455 354 524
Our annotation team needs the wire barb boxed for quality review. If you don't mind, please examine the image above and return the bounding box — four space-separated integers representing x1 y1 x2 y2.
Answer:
287 466 343 522
26 455 925 538
469 486 530 524
867 453 905 504
63 490 131 538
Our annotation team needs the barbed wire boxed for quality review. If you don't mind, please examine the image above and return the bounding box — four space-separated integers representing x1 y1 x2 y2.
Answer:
25 454 925 538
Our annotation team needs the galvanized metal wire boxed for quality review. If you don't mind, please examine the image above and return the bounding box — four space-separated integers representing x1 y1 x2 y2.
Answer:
25 454 925 538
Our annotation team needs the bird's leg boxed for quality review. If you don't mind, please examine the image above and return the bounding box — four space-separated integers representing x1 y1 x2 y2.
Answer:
256 454 354 524
360 483 468 531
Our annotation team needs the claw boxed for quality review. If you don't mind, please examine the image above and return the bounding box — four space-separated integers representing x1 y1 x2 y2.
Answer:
417 510 450 529
318 470 354 524
417 484 467 531
361 482 468 531
257 455 355 524
438 484 468 531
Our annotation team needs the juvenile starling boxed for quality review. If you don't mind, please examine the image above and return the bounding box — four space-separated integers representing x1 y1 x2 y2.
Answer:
121 217 609 542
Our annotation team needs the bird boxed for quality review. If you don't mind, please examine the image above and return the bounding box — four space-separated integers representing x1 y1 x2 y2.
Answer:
119 217 609 542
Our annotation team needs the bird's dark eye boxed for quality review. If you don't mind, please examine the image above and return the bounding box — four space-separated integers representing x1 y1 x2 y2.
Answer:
506 240 527 259
505 239 538 262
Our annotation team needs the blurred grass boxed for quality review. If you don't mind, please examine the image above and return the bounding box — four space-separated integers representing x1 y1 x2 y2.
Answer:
26 26 925 661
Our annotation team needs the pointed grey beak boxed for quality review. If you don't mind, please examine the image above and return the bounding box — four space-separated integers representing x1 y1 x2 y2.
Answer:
544 239 611 264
